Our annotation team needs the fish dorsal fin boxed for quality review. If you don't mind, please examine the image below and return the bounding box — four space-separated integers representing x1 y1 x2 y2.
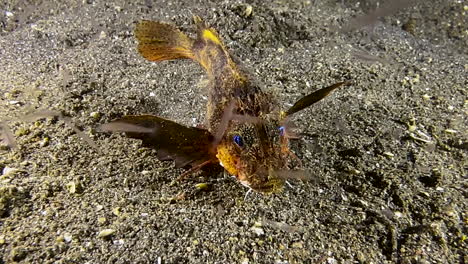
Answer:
193 16 223 46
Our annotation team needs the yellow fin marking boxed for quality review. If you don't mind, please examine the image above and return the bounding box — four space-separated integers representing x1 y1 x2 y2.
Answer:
202 29 221 45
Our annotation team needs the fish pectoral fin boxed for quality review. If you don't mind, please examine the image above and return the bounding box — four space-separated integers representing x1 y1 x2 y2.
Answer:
100 115 217 168
135 20 195 61
285 81 351 116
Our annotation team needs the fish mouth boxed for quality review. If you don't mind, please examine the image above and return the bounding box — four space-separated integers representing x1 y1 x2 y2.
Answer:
236 167 312 194
237 166 285 194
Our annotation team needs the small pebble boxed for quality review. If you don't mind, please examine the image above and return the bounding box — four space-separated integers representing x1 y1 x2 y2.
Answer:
112 207 121 216
97 229 115 238
113 239 125 245
394 211 403 218
90 112 101 119
66 182 76 194
251 227 264 236
383 152 394 158
243 4 253 17
39 137 49 147
99 31 107 40
2 167 19 176
63 233 73 243
195 183 210 191
291 241 304 248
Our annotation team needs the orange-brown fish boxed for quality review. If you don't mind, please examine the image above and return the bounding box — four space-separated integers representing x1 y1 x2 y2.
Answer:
102 17 348 194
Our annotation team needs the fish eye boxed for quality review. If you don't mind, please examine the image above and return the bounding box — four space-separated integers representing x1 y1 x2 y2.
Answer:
279 126 285 136
233 134 244 147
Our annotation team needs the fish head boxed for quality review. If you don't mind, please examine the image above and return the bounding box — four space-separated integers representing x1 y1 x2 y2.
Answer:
215 114 294 193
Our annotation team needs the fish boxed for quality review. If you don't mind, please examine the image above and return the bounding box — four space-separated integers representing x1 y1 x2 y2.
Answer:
101 16 349 194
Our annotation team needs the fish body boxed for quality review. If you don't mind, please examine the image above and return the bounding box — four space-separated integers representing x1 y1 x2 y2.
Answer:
102 17 347 193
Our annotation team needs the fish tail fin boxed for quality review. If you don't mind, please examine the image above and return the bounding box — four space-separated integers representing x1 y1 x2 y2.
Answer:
136 17 235 77
135 20 195 61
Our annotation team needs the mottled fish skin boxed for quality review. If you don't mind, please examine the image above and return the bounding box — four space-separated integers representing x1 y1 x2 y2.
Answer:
189 18 288 193
103 17 347 193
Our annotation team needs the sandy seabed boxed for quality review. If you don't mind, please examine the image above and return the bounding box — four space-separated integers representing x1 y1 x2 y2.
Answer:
0 0 466 263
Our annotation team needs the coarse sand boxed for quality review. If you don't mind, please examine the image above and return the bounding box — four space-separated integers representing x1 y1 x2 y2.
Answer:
0 0 466 263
